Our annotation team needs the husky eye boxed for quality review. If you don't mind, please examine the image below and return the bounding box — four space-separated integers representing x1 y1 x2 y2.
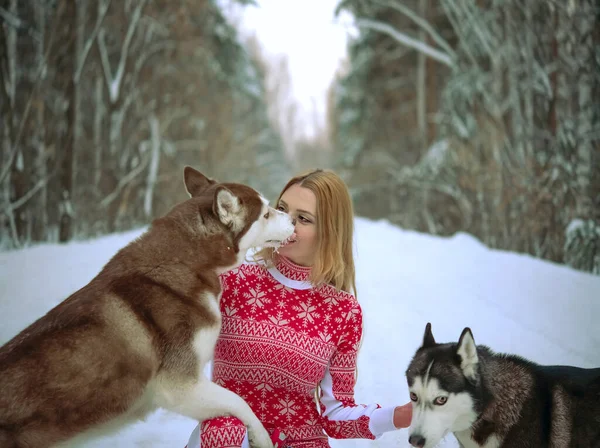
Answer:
410 392 418 402
434 396 447 406
263 211 270 219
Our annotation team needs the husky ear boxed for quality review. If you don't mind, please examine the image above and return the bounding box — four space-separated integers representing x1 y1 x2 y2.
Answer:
184 166 216 197
213 186 241 228
422 322 436 348
457 327 478 380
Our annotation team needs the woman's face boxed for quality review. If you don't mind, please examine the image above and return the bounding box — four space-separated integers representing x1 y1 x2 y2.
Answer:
276 183 318 267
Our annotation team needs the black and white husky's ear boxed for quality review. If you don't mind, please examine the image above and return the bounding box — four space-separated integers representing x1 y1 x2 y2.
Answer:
213 186 242 229
422 322 436 348
457 327 478 380
184 166 216 197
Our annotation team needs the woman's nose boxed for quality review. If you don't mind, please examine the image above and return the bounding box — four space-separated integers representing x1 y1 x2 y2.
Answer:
291 217 297 226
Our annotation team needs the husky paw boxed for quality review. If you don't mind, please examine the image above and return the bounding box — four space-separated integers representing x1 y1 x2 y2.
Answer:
247 424 274 448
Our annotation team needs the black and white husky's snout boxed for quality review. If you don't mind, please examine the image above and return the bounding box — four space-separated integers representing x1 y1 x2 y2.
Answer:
404 323 600 448
408 434 426 447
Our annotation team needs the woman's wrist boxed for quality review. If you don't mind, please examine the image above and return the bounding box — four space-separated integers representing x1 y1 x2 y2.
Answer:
393 402 413 429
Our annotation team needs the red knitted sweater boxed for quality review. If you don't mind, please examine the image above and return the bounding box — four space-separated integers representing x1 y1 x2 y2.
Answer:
189 256 396 448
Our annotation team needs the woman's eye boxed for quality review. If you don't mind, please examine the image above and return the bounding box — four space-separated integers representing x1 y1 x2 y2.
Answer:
276 206 285 212
299 215 310 223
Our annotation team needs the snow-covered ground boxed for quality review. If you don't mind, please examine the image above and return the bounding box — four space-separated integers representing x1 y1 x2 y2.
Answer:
2 217 599 447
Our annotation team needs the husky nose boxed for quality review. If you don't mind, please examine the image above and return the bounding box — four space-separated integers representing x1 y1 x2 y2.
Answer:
409 435 426 447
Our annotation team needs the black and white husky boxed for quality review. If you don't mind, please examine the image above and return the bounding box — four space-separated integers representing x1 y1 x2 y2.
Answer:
405 323 600 448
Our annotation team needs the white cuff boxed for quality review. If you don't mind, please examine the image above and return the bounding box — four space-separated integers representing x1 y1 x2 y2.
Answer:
368 406 398 438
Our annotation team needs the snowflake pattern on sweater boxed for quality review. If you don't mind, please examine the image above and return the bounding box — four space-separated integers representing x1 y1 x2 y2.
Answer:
192 256 395 448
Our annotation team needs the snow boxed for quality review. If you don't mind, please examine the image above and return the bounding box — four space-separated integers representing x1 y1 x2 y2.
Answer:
566 218 586 235
1 217 599 447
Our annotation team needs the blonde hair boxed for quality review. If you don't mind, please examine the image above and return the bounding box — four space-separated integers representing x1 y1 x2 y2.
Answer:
255 169 356 296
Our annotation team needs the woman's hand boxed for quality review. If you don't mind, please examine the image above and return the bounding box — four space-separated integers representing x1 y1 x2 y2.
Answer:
393 402 413 428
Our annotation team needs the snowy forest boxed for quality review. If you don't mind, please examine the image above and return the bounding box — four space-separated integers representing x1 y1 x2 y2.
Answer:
1 0 290 245
1 0 599 275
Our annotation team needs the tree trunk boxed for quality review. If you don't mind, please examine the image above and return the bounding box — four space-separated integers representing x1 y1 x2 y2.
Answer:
3 0 20 247
94 75 104 191
54 0 77 243
548 5 558 138
416 0 427 151
143 115 161 218
33 1 48 242
425 0 437 147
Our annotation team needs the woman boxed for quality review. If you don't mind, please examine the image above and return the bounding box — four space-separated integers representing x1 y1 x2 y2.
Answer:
186 169 412 448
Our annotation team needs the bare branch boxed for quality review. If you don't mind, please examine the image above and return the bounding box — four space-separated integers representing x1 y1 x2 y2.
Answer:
355 18 454 67
100 156 149 208
5 175 50 212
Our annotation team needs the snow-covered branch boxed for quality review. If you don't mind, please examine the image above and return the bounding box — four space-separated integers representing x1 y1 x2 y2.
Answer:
97 0 148 103
4 0 17 108
96 28 113 98
442 0 495 60
75 0 112 82
0 5 22 29
374 0 456 61
355 18 454 67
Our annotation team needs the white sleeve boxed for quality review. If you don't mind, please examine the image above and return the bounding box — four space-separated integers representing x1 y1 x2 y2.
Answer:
319 365 398 438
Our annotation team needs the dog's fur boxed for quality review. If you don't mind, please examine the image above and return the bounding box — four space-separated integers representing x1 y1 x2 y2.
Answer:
0 167 295 448
405 323 600 448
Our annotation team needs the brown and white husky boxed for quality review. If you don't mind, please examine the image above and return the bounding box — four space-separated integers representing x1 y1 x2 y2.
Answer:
0 167 295 448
